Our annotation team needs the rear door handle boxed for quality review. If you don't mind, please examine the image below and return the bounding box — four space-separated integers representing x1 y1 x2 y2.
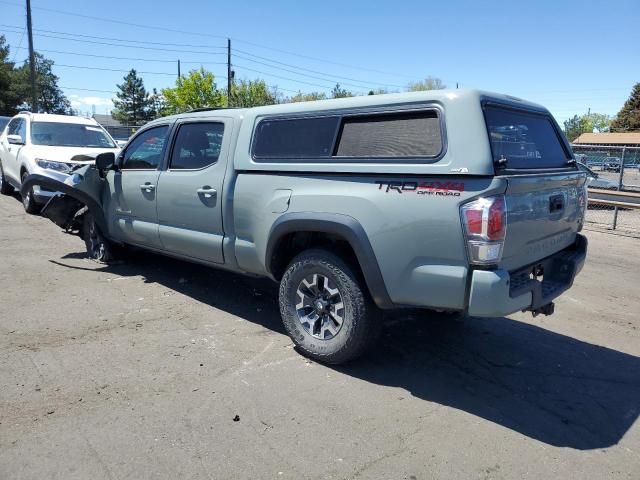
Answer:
196 186 217 198
140 183 156 192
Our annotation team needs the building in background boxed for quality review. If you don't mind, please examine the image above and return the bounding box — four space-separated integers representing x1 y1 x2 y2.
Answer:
92 114 138 143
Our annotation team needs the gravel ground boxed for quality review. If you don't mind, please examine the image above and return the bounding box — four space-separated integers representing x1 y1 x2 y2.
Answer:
1 191 639 480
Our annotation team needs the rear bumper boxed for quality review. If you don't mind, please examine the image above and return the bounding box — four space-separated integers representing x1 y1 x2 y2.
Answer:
467 234 587 317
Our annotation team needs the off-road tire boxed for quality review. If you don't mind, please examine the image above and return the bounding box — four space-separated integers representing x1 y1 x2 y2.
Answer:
83 213 115 263
279 249 382 364
21 171 40 214
0 161 14 195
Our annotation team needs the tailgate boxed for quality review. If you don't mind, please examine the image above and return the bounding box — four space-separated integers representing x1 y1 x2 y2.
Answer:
500 172 586 271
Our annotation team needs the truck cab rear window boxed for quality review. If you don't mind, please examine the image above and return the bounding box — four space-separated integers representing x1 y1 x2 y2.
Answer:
484 106 570 169
252 109 442 161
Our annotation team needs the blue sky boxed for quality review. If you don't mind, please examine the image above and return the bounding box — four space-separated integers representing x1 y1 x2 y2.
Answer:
1 0 639 124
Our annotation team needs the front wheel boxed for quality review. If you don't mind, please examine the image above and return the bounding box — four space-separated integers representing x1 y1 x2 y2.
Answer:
82 213 115 263
279 249 381 364
21 172 40 214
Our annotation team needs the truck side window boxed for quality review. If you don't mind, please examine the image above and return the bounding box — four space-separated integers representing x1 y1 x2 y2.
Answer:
121 126 169 170
335 111 442 158
170 123 224 170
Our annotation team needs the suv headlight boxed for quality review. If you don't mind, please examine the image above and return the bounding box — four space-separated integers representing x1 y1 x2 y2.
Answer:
35 158 72 173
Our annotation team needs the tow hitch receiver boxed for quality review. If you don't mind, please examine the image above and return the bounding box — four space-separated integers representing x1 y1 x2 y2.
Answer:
532 302 555 317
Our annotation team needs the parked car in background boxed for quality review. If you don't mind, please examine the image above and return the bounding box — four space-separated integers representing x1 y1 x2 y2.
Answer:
0 116 11 133
23 90 588 364
574 153 587 165
577 163 620 189
0 112 120 213
603 157 622 172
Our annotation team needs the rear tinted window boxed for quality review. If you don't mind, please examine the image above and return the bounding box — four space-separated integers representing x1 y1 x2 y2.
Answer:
335 111 441 157
252 109 443 161
253 116 339 158
484 106 570 169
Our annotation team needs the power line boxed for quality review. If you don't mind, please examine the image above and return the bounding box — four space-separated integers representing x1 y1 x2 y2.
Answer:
0 24 227 50
233 49 407 90
11 46 226 65
233 63 357 92
0 0 414 80
54 63 184 77
61 86 117 94
1 25 227 55
233 53 386 91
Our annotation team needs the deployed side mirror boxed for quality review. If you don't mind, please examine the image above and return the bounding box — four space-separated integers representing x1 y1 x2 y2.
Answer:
95 151 116 173
7 134 24 145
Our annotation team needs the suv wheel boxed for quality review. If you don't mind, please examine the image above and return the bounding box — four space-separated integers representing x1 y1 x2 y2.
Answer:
21 171 40 214
0 161 14 195
83 213 115 263
279 249 381 364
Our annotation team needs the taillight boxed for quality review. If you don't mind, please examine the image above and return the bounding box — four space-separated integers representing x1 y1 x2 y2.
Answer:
460 195 507 265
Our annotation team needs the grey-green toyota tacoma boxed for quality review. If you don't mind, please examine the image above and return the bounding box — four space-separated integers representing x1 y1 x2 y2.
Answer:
21 89 588 364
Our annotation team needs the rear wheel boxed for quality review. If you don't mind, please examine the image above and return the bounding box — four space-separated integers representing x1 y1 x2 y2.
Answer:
279 249 381 364
21 171 40 214
83 213 115 263
0 161 14 195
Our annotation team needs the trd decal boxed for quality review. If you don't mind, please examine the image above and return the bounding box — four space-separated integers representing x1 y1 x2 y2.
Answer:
376 181 464 197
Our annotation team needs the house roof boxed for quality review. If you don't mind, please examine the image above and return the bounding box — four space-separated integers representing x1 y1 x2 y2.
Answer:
573 132 640 145
92 114 122 127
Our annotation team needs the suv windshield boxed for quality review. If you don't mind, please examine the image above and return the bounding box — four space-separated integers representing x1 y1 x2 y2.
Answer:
484 105 570 169
31 122 116 148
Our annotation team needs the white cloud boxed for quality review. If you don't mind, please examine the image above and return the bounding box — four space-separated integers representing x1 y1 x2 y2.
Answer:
68 95 114 111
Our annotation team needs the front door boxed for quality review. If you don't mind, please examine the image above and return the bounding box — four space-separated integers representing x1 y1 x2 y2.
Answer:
107 125 170 248
156 120 229 263
1 118 27 182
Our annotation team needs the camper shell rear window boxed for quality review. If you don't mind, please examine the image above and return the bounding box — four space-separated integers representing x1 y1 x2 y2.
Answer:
252 108 444 162
483 104 571 170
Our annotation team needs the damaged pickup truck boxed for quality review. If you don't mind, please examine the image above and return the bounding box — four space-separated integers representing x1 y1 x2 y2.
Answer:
23 90 588 364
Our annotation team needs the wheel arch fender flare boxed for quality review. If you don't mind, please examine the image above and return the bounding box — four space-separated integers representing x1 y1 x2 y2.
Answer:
20 174 110 237
265 212 394 309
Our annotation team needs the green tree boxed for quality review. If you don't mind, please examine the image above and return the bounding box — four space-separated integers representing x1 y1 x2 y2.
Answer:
161 68 224 115
367 88 390 95
331 83 353 99
13 52 71 114
611 83 640 132
112 69 152 124
563 112 612 142
407 77 446 91
228 79 279 107
0 35 21 116
289 91 327 103
148 88 166 119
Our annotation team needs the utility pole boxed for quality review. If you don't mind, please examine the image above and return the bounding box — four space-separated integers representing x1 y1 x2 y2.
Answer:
227 38 232 107
26 0 37 112
177 59 181 80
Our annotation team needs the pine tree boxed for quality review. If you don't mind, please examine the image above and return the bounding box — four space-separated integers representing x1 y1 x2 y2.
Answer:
611 83 640 132
112 69 152 125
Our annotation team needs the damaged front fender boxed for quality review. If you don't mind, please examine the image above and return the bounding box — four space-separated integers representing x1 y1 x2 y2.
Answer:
21 166 110 238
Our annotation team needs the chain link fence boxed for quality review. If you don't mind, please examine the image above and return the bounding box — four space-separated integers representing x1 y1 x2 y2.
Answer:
572 144 640 236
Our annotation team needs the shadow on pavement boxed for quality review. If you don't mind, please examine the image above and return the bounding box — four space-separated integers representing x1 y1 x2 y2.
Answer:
54 247 639 450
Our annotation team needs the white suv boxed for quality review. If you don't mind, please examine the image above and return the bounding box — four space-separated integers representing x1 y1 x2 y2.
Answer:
0 112 120 213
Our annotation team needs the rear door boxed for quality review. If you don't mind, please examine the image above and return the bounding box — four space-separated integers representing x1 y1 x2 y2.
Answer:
107 125 169 248
155 119 230 263
483 104 587 271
